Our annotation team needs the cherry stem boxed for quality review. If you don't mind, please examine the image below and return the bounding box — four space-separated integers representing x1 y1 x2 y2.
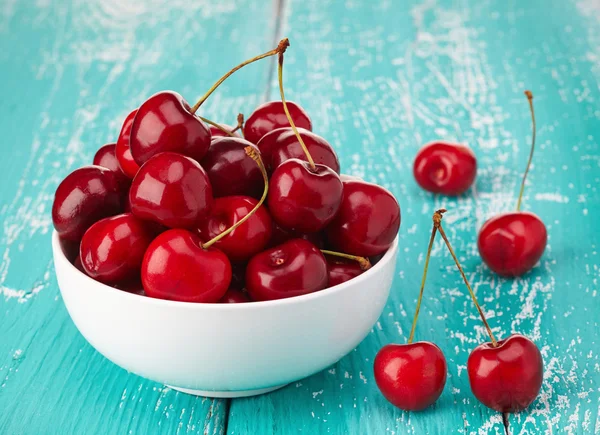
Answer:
277 47 316 171
321 250 371 271
516 90 536 211
231 113 244 135
190 38 290 114
201 146 268 250
435 210 498 347
199 116 236 137
407 210 442 344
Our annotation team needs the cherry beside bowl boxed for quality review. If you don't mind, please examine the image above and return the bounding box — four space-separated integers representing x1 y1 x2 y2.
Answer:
52 231 398 398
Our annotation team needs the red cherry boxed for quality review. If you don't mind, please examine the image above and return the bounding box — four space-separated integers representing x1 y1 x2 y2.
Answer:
197 196 272 262
80 213 156 284
201 138 264 198
243 101 312 144
374 342 447 411
256 127 339 173
326 179 400 256
93 143 131 202
115 109 140 178
209 124 241 138
129 152 213 229
129 91 211 165
268 222 324 248
326 256 364 286
468 334 543 412
268 159 343 233
60 237 81 263
477 212 547 277
478 91 546 277
220 288 250 303
52 166 122 241
413 142 476 196
93 144 128 183
246 239 328 301
142 229 231 303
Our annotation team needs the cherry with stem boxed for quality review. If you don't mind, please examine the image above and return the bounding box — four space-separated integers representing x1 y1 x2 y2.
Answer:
373 210 447 411
190 39 290 114
477 90 547 277
267 43 343 233
201 146 269 250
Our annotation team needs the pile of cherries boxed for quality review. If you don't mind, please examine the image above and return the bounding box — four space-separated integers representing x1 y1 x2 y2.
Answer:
52 39 400 304
375 91 545 428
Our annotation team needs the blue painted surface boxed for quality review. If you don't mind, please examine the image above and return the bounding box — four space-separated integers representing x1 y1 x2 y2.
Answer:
1 0 600 434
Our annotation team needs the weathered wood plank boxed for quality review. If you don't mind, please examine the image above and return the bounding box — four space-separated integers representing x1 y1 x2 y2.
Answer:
227 0 600 434
0 0 274 433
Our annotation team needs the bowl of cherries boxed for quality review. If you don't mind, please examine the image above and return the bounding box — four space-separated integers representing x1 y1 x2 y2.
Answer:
51 39 401 397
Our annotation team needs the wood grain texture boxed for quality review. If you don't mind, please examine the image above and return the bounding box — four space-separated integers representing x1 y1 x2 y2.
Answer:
226 0 600 434
0 0 274 433
1 0 600 434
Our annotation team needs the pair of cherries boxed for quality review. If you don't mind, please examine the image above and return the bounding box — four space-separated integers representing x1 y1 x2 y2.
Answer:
374 210 543 419
413 91 547 278
52 38 401 304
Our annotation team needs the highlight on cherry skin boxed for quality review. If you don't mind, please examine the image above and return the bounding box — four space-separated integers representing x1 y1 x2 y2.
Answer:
374 342 447 411
478 90 547 277
413 141 477 196
468 334 543 413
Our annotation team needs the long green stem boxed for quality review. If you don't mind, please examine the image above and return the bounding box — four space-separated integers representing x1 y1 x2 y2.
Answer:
516 90 536 211
190 39 289 114
407 210 443 344
277 49 316 170
436 211 498 347
201 147 268 249
199 116 236 137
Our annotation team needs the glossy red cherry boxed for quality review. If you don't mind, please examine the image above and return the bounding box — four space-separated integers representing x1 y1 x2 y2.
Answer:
413 142 476 196
374 342 447 411
477 212 547 277
220 288 250 303
52 166 122 241
478 91 546 277
197 196 272 262
93 144 128 183
468 334 543 412
142 229 231 303
129 152 213 229
268 222 324 248
326 179 400 256
256 127 339 173
244 101 312 144
129 91 211 165
115 109 140 178
80 213 156 284
201 138 263 198
246 239 328 301
268 159 343 233
326 256 364 286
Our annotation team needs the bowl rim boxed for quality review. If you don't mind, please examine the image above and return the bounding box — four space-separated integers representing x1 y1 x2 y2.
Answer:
52 230 398 310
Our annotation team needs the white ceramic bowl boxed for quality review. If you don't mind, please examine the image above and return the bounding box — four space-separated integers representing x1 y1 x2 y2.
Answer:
52 231 398 398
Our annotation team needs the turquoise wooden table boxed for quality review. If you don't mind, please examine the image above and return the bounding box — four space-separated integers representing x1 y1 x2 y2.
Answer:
1 0 599 433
